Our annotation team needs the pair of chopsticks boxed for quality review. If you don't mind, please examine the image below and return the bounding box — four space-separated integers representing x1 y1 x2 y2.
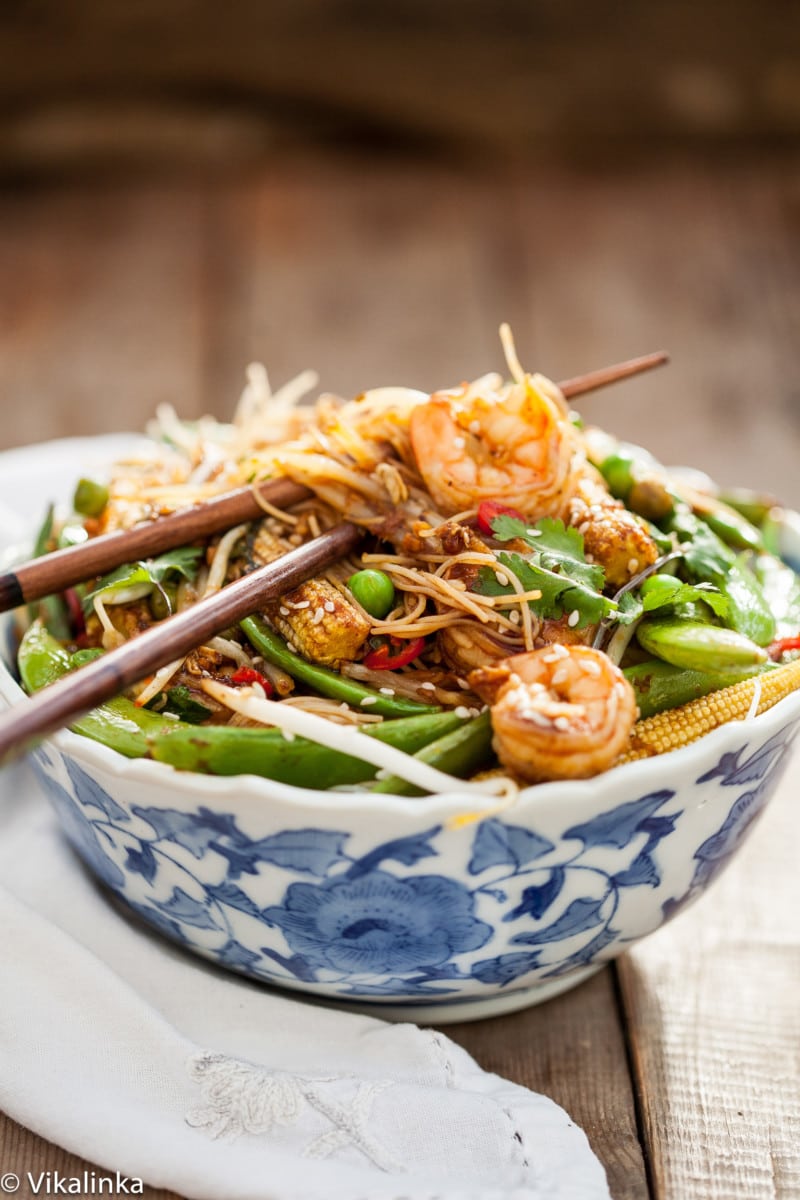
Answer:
0 350 667 766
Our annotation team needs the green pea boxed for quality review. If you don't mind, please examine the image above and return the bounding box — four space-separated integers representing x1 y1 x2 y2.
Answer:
347 569 396 619
640 574 683 601
73 477 109 517
599 453 635 499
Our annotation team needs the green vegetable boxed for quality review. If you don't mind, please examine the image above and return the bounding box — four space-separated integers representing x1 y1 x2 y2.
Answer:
82 547 203 615
623 659 773 719
150 710 465 785
158 685 214 724
371 711 494 796
753 552 800 639
73 477 110 517
637 617 768 673
599 452 635 499
347 569 396 619
18 623 172 757
27 505 71 640
718 487 778 527
639 574 731 621
18 622 458 783
475 516 617 629
241 616 440 719
695 498 763 552
667 512 775 645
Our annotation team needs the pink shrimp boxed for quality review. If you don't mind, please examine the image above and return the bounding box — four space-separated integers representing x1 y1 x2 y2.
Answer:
470 645 637 782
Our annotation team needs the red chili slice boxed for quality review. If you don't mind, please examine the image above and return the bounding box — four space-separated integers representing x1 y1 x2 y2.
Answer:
768 635 800 660
230 666 274 696
64 588 85 637
362 636 426 671
476 501 525 537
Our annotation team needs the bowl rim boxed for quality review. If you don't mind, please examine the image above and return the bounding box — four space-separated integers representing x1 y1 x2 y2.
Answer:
2 645 798 820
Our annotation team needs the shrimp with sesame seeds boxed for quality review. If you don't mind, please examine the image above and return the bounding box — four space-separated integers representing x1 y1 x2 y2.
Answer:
469 644 638 782
408 325 585 520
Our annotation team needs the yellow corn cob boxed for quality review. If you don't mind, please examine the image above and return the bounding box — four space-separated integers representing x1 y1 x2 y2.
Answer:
251 523 370 667
619 658 800 763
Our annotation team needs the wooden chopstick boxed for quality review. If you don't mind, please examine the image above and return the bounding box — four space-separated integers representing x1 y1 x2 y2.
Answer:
0 476 311 612
0 351 668 615
558 350 668 399
0 521 362 767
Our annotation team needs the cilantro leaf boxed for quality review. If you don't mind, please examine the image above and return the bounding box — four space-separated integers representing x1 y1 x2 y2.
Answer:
147 547 204 585
642 577 731 622
83 547 203 614
475 516 615 629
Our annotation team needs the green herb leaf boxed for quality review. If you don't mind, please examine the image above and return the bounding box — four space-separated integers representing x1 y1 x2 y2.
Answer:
642 577 731 621
82 547 203 614
162 685 213 724
475 516 615 628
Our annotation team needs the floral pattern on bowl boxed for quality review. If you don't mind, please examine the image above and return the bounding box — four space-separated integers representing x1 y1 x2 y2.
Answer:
24 712 797 1019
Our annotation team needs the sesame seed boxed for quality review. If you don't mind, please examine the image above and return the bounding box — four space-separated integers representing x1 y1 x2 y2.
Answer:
526 528 542 537
286 642 296 653
542 652 560 663
453 437 465 449
291 600 311 610
419 681 437 692
509 610 521 625
468 707 481 718
469 420 481 434
554 716 570 731
162 711 180 722
379 687 396 695
281 729 296 741
628 558 639 573
279 606 290 616
324 601 336 613
360 696 378 706
527 710 552 729
456 678 470 690
495 571 509 585
312 606 325 625
551 666 569 686
582 660 601 675
567 609 580 627
455 705 471 719
585 553 595 563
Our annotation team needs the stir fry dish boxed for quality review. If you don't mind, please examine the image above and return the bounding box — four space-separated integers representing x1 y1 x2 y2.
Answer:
16 329 800 794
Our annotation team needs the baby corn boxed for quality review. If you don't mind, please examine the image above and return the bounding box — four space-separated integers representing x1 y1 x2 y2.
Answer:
620 658 800 762
250 522 370 667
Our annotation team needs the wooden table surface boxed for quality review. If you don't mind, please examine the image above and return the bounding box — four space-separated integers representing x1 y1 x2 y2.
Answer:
0 155 798 1199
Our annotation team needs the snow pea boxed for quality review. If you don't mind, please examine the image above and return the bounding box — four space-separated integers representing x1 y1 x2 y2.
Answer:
18 622 171 757
149 709 465 785
18 622 460 783
623 658 772 720
371 711 494 796
241 615 440 719
636 617 768 673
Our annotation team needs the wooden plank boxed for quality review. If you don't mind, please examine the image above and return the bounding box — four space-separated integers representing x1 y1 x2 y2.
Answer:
447 968 651 1200
0 183 209 452
617 756 800 1199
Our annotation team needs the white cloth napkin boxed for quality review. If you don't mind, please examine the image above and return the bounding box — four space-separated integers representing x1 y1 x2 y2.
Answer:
0 762 610 1200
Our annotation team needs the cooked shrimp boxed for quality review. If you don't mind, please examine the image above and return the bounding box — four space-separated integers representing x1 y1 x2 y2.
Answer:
469 645 637 782
409 375 583 519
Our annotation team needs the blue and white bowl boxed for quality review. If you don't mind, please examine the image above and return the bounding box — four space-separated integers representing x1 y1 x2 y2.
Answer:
1 437 799 1023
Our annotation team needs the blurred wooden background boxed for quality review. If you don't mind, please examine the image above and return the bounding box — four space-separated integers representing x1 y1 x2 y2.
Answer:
0 0 798 505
